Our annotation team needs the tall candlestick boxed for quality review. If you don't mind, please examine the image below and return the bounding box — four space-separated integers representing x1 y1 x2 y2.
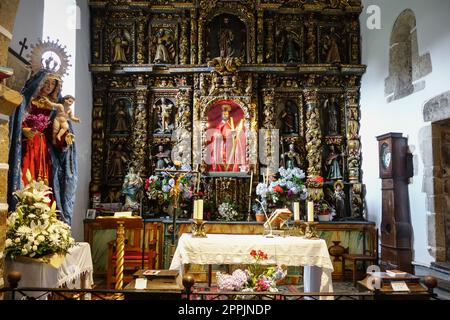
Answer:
193 200 198 220
293 202 300 221
248 171 254 212
265 167 269 185
197 200 204 220
307 201 314 222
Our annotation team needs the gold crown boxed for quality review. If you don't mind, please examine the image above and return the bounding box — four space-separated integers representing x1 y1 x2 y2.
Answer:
28 38 71 78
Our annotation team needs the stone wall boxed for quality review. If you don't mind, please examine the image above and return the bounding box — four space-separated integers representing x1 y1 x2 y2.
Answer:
0 0 21 297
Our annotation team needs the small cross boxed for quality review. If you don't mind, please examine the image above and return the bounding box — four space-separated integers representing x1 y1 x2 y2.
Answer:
19 38 28 57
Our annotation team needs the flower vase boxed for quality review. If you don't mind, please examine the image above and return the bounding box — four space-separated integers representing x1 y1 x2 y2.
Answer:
255 213 265 222
318 214 331 222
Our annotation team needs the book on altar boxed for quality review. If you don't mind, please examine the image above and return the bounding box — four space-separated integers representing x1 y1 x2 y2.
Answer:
264 208 292 230
386 269 408 277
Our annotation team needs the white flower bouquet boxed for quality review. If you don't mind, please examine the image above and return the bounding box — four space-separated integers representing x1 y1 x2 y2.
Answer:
217 202 239 221
5 171 75 261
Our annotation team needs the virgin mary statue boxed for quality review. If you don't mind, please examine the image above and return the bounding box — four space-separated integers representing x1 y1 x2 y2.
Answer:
8 70 78 225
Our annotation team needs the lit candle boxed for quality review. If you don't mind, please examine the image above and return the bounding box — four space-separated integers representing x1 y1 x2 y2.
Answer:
307 201 314 222
193 200 198 220
293 202 300 222
197 200 204 220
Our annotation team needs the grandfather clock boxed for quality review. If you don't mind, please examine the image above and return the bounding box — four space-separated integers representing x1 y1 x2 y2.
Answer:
377 133 413 273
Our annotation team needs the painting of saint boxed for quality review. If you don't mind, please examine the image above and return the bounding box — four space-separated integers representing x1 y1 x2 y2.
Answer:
206 102 247 172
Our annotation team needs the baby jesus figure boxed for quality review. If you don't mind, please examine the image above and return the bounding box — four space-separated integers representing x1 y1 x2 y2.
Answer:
50 95 80 144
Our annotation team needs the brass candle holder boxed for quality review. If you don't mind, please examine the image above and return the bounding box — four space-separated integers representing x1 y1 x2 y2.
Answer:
191 219 207 238
289 220 305 237
304 222 320 240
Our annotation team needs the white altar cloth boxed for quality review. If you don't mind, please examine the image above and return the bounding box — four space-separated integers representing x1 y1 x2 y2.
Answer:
170 234 334 298
6 242 94 298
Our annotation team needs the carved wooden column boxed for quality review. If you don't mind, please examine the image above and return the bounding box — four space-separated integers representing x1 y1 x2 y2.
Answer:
345 85 363 218
304 88 324 200
174 89 192 164
180 14 189 65
198 17 204 64
136 15 146 64
306 15 317 64
257 9 264 64
90 76 107 199
265 18 274 63
190 9 197 65
132 76 148 176
262 89 276 175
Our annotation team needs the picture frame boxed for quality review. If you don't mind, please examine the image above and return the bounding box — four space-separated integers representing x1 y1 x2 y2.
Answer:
86 209 97 220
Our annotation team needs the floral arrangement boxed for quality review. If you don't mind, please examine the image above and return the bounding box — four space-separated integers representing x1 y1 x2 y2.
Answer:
145 164 195 203
23 113 49 132
5 171 75 260
216 250 287 293
256 167 308 208
217 202 239 221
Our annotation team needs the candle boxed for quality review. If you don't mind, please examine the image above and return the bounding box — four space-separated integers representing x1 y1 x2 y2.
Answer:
307 201 314 222
197 200 204 220
293 202 300 222
265 167 270 185
193 200 198 220
248 171 254 212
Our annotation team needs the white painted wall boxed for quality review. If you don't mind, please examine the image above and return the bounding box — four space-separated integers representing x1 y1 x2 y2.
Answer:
360 0 450 266
72 0 92 241
10 0 44 56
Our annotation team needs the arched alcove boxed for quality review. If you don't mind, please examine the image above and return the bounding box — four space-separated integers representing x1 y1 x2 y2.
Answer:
385 9 432 103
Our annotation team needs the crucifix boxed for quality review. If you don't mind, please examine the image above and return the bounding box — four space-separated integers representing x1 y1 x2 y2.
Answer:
19 38 28 57
155 167 200 246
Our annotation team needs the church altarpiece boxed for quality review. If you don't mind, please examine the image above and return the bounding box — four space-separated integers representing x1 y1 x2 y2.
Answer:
89 0 366 221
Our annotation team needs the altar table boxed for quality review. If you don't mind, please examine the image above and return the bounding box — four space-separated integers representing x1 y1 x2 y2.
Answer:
170 234 334 299
6 242 94 299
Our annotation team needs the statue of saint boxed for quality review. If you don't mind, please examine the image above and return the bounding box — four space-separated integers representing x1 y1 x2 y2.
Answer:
283 32 299 63
324 97 339 135
122 166 143 212
155 145 171 170
8 71 78 225
324 27 341 63
108 144 128 177
209 104 246 172
333 180 346 221
112 29 130 63
155 98 174 133
280 100 299 134
218 18 235 58
326 145 343 180
113 100 129 132
281 143 301 169
154 29 171 64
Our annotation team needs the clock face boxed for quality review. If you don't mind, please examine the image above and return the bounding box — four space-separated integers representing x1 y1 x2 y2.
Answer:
381 143 391 169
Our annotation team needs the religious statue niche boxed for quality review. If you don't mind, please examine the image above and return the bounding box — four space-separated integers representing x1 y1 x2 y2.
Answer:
153 97 176 135
278 99 300 135
206 14 247 61
276 28 303 64
150 23 177 64
109 98 132 134
152 144 172 171
280 142 302 170
325 144 344 181
205 101 247 173
109 27 133 64
323 96 341 136
319 25 346 64
107 140 130 183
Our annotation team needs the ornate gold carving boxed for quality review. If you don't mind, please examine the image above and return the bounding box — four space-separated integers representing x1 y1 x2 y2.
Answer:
180 15 189 64
131 89 148 176
304 89 322 180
